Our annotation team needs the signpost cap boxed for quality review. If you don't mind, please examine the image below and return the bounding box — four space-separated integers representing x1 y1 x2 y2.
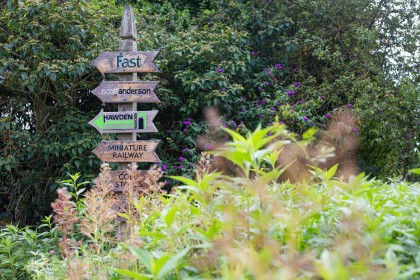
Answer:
120 5 137 40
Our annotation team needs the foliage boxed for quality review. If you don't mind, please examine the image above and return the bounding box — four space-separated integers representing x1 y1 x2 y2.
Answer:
0 0 120 224
134 0 419 180
0 0 418 225
0 124 418 279
356 80 419 178
0 217 58 279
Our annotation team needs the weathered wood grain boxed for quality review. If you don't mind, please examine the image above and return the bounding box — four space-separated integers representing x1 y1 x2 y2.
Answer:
93 140 160 162
91 51 160 75
108 170 151 192
92 81 160 103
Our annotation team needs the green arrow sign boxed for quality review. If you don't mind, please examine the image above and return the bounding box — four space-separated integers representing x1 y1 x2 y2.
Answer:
89 110 158 134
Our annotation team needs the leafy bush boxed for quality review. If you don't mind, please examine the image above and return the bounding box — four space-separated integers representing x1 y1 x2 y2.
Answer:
0 218 58 279
3 122 416 279
1 0 418 227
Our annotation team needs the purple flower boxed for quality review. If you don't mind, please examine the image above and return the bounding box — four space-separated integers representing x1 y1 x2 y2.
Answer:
221 88 226 92
241 107 246 112
179 157 185 162
230 121 236 126
271 107 276 111
165 180 170 185
267 132 273 136
182 118 191 126
205 143 211 150
258 86 264 92
183 147 189 152
346 104 353 109
320 96 326 99
251 51 256 55
161 164 167 171
261 99 266 105
287 90 296 96
294 82 301 87
276 102 281 107
325 113 332 118
279 121 284 125
165 129 172 133
260 114 264 118
273 78 279 83
242 97 247 101
303 117 309 121
264 81 270 86
352 127 358 135
275 64 283 70
300 99 305 103
216 68 224 73
183 128 187 133
50 250 55 254
177 165 183 170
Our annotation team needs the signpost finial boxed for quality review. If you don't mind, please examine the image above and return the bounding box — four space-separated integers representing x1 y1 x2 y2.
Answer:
120 5 137 40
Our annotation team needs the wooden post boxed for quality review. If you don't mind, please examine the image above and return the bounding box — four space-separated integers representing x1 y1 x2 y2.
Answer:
90 4 161 191
118 5 137 170
89 6 161 230
116 5 137 237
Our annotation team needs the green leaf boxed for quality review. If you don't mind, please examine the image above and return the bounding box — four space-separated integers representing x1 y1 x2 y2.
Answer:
113 268 152 279
168 176 197 187
163 206 178 228
324 164 339 181
409 168 420 175
129 247 152 272
49 73 56 81
156 247 190 279
302 127 317 141
76 188 86 196
117 213 131 220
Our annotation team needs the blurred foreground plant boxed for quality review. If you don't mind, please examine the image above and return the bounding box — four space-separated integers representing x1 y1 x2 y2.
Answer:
21 122 420 279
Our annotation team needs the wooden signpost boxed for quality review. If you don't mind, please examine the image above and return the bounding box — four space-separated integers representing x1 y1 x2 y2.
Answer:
92 81 160 103
89 110 158 134
109 170 149 191
89 5 161 193
91 51 159 75
92 140 160 162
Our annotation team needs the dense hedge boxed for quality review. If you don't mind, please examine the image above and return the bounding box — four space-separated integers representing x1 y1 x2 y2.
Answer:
0 0 418 225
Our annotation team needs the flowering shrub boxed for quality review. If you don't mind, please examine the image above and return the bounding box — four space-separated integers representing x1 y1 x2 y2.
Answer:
156 32 337 182
2 0 417 227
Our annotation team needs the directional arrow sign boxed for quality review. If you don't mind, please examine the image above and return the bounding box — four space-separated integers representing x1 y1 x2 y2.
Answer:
93 140 160 162
91 51 159 75
92 81 160 103
107 170 152 192
89 110 158 134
